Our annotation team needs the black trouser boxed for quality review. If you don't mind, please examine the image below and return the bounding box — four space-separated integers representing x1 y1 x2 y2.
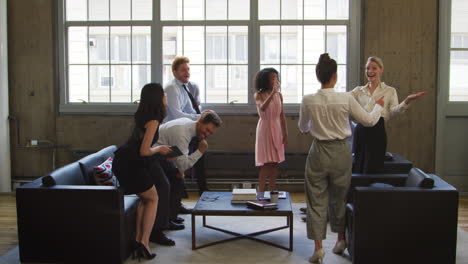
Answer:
159 160 185 220
188 137 207 191
352 117 387 174
148 161 170 237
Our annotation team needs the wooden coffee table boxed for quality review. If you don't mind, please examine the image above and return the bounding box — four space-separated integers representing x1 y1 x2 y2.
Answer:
191 191 293 251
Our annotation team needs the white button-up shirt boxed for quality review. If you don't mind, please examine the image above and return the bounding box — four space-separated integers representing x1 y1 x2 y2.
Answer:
164 78 201 122
298 88 383 141
154 118 203 173
350 82 408 121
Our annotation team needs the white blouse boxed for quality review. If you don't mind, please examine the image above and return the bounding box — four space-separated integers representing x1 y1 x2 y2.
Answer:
298 88 383 141
350 82 408 122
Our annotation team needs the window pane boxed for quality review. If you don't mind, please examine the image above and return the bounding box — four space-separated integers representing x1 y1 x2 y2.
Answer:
304 26 325 64
161 0 183 20
162 65 173 87
90 65 110 102
304 0 325 19
206 65 227 103
259 0 280 20
304 65 321 95
229 26 248 64
190 65 205 103
68 65 88 102
111 0 131 21
89 0 109 21
163 27 183 64
229 0 250 20
89 27 110 64
327 0 348 20
132 0 152 20
336 65 346 92
184 26 205 64
260 26 280 64
326 26 346 64
229 65 248 103
66 0 87 21
132 65 151 102
206 27 227 64
111 65 131 102
206 0 227 20
185 0 205 20
449 51 468 101
132 27 151 64
110 27 131 64
281 65 303 103
68 27 88 64
282 0 303 20
451 0 468 48
282 26 302 64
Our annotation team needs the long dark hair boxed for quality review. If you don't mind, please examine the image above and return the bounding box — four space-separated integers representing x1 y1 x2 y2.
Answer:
315 53 337 85
254 68 279 93
134 83 166 129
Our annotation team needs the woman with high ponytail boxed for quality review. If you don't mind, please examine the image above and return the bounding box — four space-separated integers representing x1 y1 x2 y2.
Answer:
299 53 385 263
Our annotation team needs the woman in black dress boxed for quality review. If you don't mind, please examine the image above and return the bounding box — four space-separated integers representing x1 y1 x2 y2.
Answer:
112 83 172 260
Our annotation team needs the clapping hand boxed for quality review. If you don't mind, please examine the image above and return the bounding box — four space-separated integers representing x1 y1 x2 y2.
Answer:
404 91 426 105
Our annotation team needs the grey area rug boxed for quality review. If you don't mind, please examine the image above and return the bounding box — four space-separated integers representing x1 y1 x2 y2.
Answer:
2 203 468 264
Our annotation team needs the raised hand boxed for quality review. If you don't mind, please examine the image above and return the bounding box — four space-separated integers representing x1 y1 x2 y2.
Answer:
375 96 385 106
404 91 426 105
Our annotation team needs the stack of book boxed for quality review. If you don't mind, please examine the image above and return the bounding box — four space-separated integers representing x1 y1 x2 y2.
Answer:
231 188 257 204
246 200 278 210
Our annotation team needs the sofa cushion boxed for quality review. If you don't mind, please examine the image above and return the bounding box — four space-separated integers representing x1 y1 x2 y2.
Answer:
78 145 118 185
370 182 394 188
93 157 117 186
42 162 85 186
405 168 434 188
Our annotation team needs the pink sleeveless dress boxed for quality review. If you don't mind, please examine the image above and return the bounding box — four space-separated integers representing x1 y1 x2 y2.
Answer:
255 93 285 166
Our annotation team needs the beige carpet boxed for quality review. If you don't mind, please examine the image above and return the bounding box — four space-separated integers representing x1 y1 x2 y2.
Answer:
2 203 468 264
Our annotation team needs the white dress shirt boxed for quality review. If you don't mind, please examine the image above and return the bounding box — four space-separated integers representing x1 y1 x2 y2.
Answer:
298 88 383 141
350 82 408 121
154 118 203 173
164 78 201 122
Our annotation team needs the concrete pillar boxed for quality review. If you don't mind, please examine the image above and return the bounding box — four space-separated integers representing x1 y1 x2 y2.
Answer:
0 0 11 192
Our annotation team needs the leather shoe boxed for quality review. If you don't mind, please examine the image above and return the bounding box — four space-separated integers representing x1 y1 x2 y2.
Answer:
179 206 193 214
300 207 307 213
332 240 346 255
171 217 185 224
301 216 307 222
309 248 325 263
150 233 175 246
167 221 185 230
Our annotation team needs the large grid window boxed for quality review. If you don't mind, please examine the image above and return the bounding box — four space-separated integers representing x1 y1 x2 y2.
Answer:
449 0 468 102
58 0 359 113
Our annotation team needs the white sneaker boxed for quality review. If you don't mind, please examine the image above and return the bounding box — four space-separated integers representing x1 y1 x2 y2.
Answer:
309 248 325 263
332 240 346 255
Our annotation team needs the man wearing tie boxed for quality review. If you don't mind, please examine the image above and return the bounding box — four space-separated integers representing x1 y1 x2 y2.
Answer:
164 56 209 196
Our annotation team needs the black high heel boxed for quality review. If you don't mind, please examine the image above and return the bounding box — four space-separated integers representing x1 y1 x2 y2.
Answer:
136 242 156 261
131 241 140 260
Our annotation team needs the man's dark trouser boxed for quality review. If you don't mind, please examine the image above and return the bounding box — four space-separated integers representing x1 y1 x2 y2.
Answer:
189 137 207 192
159 160 185 220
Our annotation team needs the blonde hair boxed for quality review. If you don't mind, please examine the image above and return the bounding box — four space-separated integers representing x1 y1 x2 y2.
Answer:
172 56 190 72
366 56 384 69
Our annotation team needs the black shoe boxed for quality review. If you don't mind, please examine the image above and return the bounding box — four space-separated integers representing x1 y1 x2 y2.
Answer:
301 216 307 222
171 217 185 224
300 207 307 214
179 206 192 214
133 242 156 261
167 221 185 230
150 233 175 246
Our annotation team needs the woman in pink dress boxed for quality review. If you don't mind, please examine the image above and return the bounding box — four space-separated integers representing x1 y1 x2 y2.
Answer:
254 68 288 193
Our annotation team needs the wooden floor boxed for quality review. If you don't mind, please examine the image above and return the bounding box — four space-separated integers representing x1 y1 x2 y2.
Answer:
1 193 467 256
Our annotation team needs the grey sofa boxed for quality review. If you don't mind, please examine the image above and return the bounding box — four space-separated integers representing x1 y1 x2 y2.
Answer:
16 145 140 264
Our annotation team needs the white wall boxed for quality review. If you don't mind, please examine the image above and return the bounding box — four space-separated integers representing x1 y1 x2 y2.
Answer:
0 0 11 192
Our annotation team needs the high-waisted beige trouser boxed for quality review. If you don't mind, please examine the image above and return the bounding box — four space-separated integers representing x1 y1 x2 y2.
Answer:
305 138 352 240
